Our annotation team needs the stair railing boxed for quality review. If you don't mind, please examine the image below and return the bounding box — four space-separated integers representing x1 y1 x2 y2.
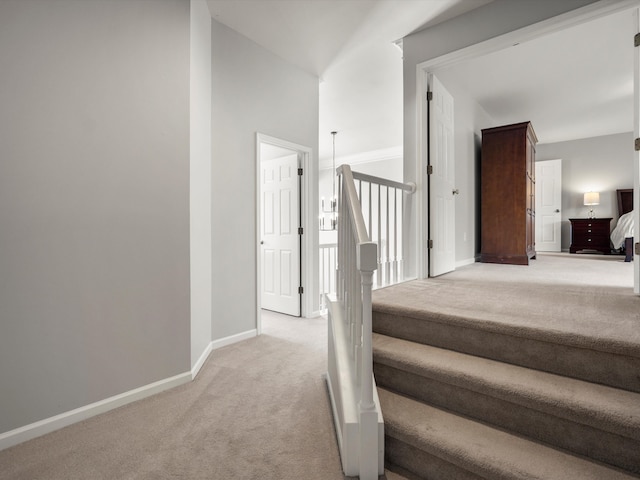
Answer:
326 164 415 478
320 169 416 314
349 170 416 287
324 165 377 479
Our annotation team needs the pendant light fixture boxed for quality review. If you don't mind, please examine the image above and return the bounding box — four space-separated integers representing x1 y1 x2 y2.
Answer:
320 131 338 230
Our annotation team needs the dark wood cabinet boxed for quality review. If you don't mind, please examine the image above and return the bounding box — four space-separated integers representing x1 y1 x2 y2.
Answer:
569 218 612 254
480 122 537 265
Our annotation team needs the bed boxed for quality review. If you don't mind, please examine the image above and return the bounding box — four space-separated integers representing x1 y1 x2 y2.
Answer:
610 188 634 262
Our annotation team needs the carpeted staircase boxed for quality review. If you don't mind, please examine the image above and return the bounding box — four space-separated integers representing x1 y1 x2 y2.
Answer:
372 281 640 480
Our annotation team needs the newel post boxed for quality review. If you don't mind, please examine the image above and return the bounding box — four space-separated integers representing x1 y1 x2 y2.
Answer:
357 241 379 480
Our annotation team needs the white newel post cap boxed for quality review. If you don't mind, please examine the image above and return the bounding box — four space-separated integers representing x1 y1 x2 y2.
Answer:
357 242 378 273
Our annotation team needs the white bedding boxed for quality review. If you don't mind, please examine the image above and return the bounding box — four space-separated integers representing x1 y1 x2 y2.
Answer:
610 210 634 249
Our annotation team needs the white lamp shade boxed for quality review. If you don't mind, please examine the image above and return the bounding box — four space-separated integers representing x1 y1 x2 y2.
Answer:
584 191 600 206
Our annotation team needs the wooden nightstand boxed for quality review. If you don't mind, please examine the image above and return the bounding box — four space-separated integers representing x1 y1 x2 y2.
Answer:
569 218 612 254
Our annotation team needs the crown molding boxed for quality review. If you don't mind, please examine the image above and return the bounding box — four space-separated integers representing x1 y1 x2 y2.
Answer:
319 145 402 170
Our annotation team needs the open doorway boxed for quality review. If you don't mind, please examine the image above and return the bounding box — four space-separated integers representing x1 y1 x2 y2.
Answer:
256 134 313 330
416 4 638 292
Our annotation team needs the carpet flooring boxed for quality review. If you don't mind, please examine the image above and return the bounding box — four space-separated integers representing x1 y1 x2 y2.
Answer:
373 252 640 356
0 311 374 480
2 253 636 479
372 252 640 479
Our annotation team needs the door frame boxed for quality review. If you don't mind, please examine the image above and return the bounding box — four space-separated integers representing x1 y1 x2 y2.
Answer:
256 133 314 332
415 0 639 280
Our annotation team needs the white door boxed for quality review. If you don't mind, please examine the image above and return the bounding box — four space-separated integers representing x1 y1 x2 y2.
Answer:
428 74 456 277
261 154 301 316
535 159 562 252
635 8 640 295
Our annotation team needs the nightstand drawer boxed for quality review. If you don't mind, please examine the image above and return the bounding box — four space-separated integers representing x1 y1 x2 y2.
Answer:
571 223 609 235
579 233 608 243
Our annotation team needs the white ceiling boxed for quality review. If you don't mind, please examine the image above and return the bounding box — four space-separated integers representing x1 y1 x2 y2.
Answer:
206 0 492 163
206 1 635 164
206 0 492 77
435 7 635 145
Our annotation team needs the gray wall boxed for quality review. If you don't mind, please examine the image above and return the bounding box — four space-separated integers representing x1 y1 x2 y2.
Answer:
537 132 634 251
0 0 191 434
211 20 319 338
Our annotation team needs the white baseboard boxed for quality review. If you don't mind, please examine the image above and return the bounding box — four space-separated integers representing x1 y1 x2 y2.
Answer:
456 257 477 268
193 329 259 375
0 371 191 452
191 342 214 379
211 329 257 350
0 329 259 452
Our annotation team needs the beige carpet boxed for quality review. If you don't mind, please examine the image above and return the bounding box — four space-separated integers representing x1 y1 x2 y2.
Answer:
373 252 640 355
0 311 408 480
371 253 640 479
4 253 633 480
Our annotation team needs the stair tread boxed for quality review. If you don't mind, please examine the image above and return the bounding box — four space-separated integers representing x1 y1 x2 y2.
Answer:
373 333 640 440
379 387 640 480
372 278 640 357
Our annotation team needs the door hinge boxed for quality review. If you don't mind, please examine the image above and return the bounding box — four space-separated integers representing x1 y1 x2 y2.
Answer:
298 286 304 294
635 33 640 47
427 165 433 175
428 239 433 249
426 91 433 101
298 227 303 235
635 138 640 151
298 168 303 176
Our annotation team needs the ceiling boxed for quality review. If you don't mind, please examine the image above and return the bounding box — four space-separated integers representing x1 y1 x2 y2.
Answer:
206 1 635 164
435 7 635 146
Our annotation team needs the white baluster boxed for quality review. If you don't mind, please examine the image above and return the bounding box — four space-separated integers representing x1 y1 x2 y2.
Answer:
393 188 399 284
377 184 382 287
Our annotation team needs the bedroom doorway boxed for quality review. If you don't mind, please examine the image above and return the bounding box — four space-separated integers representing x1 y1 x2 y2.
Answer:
417 3 640 295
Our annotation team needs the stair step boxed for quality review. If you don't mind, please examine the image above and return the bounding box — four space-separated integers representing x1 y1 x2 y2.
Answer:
372 304 640 393
378 387 640 480
384 468 417 480
373 333 640 473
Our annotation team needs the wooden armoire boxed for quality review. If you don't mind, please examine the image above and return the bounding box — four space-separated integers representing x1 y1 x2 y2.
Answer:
480 121 538 265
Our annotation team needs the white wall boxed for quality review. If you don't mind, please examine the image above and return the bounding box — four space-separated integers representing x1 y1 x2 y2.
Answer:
401 0 600 277
190 0 213 369
211 20 319 336
537 132 633 251
0 0 191 435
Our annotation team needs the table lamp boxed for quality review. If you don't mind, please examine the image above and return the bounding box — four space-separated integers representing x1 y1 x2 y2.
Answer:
583 191 599 219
